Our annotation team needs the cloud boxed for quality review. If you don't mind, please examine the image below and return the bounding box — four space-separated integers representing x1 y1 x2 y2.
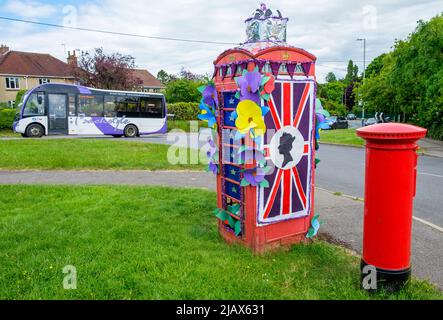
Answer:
4 0 58 19
0 0 442 82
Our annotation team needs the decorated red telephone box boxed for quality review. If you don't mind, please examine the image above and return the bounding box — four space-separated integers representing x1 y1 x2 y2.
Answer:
208 5 318 253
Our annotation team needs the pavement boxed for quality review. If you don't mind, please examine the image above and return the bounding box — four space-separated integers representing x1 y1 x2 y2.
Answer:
418 138 443 158
0 169 441 289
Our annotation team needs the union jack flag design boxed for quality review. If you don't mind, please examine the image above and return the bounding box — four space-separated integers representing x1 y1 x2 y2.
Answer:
258 80 315 224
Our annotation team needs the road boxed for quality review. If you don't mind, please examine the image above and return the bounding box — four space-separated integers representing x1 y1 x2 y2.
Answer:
316 144 443 228
2 130 442 229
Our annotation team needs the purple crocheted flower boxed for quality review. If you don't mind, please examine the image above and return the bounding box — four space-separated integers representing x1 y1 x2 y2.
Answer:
202 85 218 108
207 138 217 159
208 161 218 175
238 149 265 165
236 70 262 105
243 167 267 187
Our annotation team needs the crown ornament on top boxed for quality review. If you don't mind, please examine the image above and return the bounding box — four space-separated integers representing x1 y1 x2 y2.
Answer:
245 3 288 43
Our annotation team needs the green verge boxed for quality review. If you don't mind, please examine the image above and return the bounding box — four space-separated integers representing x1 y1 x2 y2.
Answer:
319 129 365 147
167 120 208 132
0 139 203 171
0 129 19 138
0 185 440 300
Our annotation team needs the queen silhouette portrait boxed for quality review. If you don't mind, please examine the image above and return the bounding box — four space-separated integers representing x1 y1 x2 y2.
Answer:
278 132 296 168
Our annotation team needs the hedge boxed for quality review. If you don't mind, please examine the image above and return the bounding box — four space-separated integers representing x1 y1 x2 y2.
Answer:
0 109 16 129
167 102 200 121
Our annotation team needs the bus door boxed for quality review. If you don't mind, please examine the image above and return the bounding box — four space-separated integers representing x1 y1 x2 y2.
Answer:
48 93 68 134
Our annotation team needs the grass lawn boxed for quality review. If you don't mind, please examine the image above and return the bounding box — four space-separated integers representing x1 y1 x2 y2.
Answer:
0 139 203 171
319 129 364 147
0 129 19 138
168 120 208 132
0 185 440 300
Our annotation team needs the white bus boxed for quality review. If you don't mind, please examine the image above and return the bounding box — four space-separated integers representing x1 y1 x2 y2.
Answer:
13 83 167 138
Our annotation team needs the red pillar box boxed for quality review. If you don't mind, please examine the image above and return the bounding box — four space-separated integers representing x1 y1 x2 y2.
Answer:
357 123 427 291
210 5 317 253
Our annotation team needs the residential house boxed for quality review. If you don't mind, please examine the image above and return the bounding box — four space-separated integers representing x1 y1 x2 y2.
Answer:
0 45 77 107
131 69 164 93
0 44 164 107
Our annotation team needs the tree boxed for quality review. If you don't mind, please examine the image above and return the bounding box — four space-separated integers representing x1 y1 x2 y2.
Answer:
317 81 347 115
179 67 206 81
344 60 359 85
165 78 203 103
341 60 361 111
157 69 171 84
325 72 337 83
356 14 443 139
365 53 387 79
73 48 142 90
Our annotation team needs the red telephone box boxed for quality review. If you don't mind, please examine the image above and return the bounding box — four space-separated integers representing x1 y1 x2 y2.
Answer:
212 5 317 253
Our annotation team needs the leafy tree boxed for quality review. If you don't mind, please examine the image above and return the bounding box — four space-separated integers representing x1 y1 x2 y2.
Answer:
157 70 170 84
73 48 142 90
157 69 177 84
318 81 347 115
356 14 443 139
344 60 359 85
165 78 203 103
356 53 397 115
365 53 387 78
325 72 337 83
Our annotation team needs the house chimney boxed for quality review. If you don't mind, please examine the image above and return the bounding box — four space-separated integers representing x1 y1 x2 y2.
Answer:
67 50 78 66
0 45 10 55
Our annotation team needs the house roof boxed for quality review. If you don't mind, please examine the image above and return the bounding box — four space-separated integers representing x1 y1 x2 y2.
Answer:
0 50 75 78
131 69 164 88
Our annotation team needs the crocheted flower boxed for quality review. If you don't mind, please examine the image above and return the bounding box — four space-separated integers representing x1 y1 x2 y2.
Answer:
236 70 262 105
261 73 275 96
242 167 267 187
235 100 266 136
202 84 218 108
198 102 217 128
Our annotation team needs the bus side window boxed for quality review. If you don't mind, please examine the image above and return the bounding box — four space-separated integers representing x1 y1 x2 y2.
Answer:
78 95 104 117
140 97 164 118
104 96 116 117
115 96 127 117
126 97 140 117
68 94 76 116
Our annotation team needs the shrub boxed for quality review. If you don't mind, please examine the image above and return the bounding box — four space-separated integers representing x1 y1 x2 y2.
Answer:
0 109 16 129
167 102 200 121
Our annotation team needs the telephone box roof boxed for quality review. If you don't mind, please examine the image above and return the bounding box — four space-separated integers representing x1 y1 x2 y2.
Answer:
214 4 316 66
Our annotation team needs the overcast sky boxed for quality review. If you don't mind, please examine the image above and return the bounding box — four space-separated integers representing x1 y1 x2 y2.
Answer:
0 0 442 82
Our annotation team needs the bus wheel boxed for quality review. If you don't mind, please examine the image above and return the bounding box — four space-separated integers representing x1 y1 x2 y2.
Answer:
124 125 138 138
26 124 44 138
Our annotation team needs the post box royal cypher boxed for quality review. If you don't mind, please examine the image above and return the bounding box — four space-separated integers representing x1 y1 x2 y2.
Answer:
203 4 319 253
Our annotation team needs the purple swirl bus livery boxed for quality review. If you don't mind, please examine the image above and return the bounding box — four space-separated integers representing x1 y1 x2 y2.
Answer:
13 83 167 138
